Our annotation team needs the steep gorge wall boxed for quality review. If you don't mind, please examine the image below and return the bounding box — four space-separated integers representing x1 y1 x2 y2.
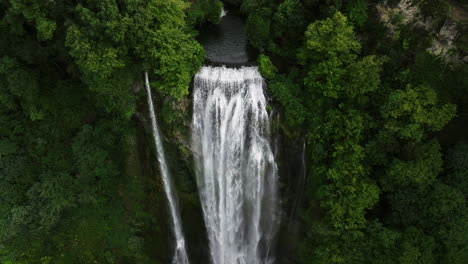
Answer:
133 75 308 263
376 0 468 63
135 89 210 264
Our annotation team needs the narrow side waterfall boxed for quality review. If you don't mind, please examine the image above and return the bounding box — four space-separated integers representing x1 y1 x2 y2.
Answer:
192 66 280 264
144 73 190 264
220 8 227 18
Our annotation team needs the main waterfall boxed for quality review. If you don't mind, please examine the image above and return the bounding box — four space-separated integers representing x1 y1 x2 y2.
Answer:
192 66 280 264
144 73 190 264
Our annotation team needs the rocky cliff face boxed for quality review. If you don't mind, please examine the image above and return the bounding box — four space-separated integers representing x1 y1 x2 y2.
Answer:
376 0 468 63
134 90 210 264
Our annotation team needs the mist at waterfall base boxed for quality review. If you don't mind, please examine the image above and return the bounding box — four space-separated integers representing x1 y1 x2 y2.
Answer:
192 66 280 264
144 73 190 264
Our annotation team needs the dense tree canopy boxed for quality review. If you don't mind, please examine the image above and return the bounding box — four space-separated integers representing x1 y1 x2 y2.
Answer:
0 0 204 262
1 0 467 263
248 0 467 263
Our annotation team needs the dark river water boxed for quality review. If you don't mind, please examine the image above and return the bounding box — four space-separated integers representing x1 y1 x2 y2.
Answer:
198 8 258 65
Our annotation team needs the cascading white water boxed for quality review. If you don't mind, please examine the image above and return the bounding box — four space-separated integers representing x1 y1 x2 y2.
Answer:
192 66 280 264
144 72 190 264
220 8 227 18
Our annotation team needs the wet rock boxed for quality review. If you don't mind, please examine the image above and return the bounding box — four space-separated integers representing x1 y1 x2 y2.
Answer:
131 78 143 93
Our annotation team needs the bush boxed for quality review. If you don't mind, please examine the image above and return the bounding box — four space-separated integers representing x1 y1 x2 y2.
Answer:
258 54 277 80
187 0 223 26
346 0 368 27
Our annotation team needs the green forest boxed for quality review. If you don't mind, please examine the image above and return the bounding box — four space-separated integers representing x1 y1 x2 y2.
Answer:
0 0 467 263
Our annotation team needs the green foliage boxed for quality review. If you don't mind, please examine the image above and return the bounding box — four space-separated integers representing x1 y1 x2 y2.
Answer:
299 12 386 103
344 55 387 97
304 55 386 99
445 142 468 198
246 8 273 52
257 54 277 79
270 0 309 57
258 54 306 128
1 1 467 263
186 0 223 26
66 0 204 113
131 0 204 99
249 6 466 264
0 0 202 262
313 109 380 230
240 0 273 14
8 0 58 41
345 0 368 27
269 75 306 127
417 0 449 25
299 12 360 64
382 140 443 190
296 13 383 258
381 84 456 141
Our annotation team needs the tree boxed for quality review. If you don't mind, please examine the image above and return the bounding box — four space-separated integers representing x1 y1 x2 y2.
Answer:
298 12 383 264
299 12 360 64
444 141 468 198
66 0 204 116
246 8 273 52
380 84 456 142
381 140 443 191
299 12 385 100
186 0 223 26
0 1 202 262
345 0 368 27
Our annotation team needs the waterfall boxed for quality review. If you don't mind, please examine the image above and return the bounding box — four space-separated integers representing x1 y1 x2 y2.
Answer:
289 140 306 223
220 8 227 18
144 72 190 264
191 66 280 264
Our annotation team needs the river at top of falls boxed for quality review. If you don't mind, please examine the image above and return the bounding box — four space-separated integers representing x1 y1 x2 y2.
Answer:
198 8 258 65
191 66 280 264
144 73 190 264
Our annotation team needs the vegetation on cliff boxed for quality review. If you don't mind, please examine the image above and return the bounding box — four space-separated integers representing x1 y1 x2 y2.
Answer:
0 0 204 263
246 0 468 263
1 0 467 263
